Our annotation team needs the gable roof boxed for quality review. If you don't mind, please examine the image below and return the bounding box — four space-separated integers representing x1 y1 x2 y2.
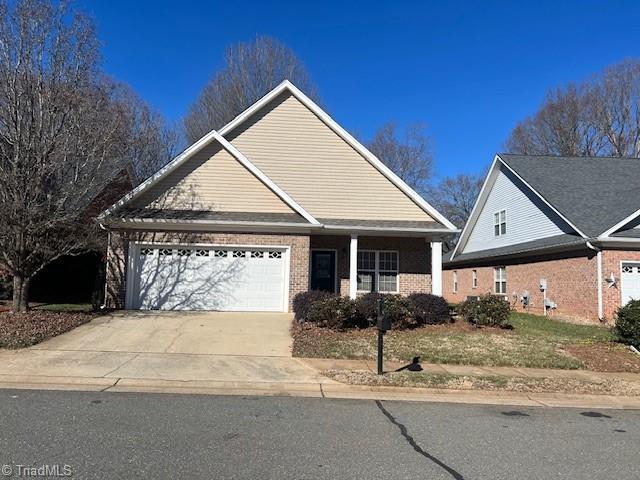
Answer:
99 129 319 225
451 153 640 261
99 80 456 232
499 154 640 238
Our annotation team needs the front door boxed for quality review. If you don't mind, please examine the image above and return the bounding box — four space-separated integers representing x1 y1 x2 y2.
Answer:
310 250 337 293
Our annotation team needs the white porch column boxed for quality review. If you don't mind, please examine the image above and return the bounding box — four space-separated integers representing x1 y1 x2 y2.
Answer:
430 240 443 296
349 234 358 299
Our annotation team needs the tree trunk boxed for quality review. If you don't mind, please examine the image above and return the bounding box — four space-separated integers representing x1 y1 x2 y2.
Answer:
12 275 30 312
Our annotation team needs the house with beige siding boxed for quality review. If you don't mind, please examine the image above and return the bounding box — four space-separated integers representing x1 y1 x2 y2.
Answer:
444 153 640 324
98 81 458 312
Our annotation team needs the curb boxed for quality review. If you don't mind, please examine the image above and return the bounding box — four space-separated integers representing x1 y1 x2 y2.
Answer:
0 374 639 409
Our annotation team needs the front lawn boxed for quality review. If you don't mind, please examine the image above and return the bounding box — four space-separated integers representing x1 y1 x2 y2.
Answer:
293 312 640 372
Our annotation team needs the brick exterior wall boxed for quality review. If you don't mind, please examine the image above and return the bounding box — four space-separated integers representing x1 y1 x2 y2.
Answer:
310 235 432 296
602 249 640 320
105 229 309 311
443 251 602 323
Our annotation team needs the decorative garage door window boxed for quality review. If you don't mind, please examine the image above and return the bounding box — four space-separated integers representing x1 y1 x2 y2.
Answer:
621 263 640 307
131 246 286 311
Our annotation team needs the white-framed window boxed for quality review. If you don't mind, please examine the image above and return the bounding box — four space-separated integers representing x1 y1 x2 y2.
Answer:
357 250 399 293
494 210 507 236
453 271 458 293
472 269 478 289
494 267 507 294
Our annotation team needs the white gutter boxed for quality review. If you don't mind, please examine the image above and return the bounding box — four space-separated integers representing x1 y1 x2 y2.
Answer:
586 241 604 321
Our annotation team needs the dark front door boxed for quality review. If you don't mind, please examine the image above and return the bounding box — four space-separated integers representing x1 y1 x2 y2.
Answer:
310 250 337 292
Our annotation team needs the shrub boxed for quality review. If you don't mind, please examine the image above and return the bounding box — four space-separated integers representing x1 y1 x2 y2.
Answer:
292 290 337 322
306 296 359 330
459 295 511 328
614 299 640 348
408 293 450 325
355 292 415 329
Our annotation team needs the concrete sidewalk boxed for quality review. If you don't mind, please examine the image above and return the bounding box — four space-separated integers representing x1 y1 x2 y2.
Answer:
0 373 639 409
299 358 640 383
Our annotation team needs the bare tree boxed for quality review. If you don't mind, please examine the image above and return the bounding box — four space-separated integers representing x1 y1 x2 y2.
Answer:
184 36 318 143
506 60 640 157
368 122 433 193
428 172 485 229
0 0 161 311
114 83 182 181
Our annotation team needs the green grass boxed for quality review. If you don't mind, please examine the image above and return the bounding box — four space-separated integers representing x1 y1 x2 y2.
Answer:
30 303 94 312
293 312 615 370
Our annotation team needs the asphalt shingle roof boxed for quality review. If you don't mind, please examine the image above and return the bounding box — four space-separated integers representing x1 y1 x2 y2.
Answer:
499 154 640 237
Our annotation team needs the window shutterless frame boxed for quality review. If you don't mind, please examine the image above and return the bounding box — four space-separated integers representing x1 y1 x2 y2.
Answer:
494 266 507 295
493 210 507 237
356 250 399 294
453 271 458 293
472 269 478 289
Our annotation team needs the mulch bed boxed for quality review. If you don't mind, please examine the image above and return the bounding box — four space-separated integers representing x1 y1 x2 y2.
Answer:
563 343 640 373
0 311 95 349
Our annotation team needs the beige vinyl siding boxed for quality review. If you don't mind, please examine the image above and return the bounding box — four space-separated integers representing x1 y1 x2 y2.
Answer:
131 141 296 214
226 92 434 222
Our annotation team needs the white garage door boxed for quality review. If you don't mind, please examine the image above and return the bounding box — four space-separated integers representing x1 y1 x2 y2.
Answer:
621 262 640 306
128 245 287 311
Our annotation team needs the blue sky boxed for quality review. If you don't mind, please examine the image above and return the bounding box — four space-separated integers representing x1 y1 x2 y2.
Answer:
80 0 640 182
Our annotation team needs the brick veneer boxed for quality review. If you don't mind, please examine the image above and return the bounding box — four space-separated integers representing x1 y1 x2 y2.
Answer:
443 250 601 323
310 235 432 296
105 229 309 311
601 249 640 320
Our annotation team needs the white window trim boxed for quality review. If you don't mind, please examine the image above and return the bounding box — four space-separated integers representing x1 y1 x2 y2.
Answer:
356 249 400 294
453 271 458 293
493 209 507 237
494 267 507 295
472 270 478 289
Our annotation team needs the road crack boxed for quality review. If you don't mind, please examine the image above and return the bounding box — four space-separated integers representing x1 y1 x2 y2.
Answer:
375 400 465 480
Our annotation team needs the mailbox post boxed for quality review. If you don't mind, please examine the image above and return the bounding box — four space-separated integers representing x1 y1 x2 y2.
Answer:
376 298 391 375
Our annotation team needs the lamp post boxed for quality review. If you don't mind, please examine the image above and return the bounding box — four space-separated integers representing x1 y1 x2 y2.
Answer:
376 298 390 375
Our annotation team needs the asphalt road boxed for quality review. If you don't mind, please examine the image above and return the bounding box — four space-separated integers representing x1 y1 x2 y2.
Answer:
0 390 638 479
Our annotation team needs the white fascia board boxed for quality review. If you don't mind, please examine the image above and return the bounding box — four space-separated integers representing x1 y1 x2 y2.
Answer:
450 155 501 260
593 236 640 247
210 131 319 225
497 155 588 239
322 224 459 234
600 208 640 238
219 80 457 231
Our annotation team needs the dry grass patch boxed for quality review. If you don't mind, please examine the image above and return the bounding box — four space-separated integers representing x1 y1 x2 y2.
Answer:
293 312 620 371
324 369 640 396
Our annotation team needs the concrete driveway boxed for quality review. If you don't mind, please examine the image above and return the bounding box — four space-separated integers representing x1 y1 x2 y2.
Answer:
0 312 332 385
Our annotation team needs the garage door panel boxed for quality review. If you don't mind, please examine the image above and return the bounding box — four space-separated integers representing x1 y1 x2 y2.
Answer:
621 263 640 307
130 246 286 311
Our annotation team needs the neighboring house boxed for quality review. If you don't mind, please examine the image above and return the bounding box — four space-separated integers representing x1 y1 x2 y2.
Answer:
98 81 458 312
30 165 137 305
444 153 640 324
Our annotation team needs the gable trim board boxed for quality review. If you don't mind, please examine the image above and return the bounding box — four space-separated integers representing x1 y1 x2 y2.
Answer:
601 207 640 238
451 154 588 260
99 80 456 232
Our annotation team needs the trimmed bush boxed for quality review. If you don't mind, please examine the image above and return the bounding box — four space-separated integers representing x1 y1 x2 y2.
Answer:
408 293 450 325
355 292 415 329
459 294 511 328
292 290 337 322
306 296 359 330
614 299 640 348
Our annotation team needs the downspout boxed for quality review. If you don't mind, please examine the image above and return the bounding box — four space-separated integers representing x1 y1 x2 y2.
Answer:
586 241 604 322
